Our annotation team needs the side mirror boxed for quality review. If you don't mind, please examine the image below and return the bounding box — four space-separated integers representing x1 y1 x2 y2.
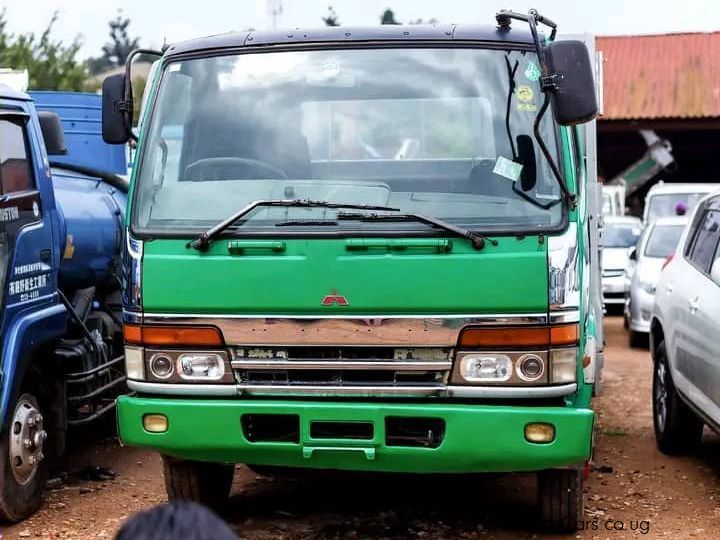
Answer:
102 73 131 144
711 257 720 286
628 247 637 261
37 112 66 156
546 40 599 126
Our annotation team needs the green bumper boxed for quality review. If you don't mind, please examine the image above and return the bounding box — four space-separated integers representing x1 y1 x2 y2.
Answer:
117 396 594 473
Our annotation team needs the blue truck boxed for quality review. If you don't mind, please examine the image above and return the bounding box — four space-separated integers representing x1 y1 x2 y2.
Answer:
0 87 127 521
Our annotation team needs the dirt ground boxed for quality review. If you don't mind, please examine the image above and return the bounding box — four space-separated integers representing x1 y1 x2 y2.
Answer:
3 316 720 539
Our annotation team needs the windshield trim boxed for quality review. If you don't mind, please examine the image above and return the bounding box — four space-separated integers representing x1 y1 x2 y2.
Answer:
130 41 568 241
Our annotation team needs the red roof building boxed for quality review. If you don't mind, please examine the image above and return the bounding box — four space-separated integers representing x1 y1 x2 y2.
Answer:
596 32 720 191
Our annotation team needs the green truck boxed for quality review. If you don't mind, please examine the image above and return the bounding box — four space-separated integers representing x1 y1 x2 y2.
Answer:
103 10 603 530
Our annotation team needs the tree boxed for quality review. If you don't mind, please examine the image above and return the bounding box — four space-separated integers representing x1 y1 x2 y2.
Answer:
322 6 340 27
0 10 87 91
88 11 139 74
380 9 400 25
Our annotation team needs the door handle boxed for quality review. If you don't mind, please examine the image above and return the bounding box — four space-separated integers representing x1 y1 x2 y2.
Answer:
689 296 699 314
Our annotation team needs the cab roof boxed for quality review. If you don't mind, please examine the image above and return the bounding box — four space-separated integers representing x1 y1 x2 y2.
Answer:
647 182 720 195
0 83 30 101
165 24 537 57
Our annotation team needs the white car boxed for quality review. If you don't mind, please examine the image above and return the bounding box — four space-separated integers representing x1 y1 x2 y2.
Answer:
643 182 720 224
624 217 686 347
601 215 641 309
651 190 720 454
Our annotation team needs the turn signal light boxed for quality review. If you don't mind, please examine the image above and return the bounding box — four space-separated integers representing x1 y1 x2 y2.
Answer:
124 325 224 347
458 324 578 348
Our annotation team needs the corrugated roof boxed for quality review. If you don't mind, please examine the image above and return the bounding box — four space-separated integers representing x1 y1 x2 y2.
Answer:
597 32 720 120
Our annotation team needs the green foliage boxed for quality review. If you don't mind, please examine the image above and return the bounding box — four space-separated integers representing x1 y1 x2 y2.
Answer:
322 6 340 27
88 11 140 75
380 9 400 25
0 9 88 91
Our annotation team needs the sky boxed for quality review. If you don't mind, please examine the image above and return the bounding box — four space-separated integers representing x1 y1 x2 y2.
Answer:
3 0 720 60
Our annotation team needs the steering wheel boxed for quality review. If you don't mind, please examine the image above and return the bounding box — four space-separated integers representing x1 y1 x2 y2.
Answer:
184 157 288 181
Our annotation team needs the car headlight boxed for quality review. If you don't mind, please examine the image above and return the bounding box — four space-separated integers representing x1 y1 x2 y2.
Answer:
178 353 225 381
458 354 512 382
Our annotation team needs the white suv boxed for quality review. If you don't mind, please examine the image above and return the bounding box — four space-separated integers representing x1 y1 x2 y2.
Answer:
651 190 720 453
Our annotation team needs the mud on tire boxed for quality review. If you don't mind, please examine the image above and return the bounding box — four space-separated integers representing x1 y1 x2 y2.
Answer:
162 455 234 509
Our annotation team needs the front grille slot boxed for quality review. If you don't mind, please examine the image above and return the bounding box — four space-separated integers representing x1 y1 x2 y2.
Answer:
236 368 445 386
385 417 445 448
241 414 300 443
310 421 374 440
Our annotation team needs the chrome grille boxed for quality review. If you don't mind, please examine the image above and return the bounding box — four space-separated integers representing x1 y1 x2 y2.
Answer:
231 346 451 387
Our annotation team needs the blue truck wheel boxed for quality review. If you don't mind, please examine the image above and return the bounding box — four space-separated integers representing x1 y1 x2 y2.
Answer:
0 393 49 522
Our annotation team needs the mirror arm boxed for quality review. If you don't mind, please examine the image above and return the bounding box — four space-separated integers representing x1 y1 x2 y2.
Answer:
122 48 164 143
496 9 575 209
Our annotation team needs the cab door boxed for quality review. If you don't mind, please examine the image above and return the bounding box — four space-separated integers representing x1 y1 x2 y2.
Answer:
0 106 56 333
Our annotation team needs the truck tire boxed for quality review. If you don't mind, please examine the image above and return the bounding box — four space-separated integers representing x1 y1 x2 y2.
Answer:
0 393 49 522
162 455 234 509
653 341 703 455
537 469 583 531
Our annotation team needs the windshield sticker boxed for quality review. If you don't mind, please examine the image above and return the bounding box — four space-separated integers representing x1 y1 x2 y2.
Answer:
525 62 541 81
516 85 537 112
493 156 523 182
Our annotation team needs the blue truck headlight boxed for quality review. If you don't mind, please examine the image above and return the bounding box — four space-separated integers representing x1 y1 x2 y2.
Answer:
458 354 512 382
178 353 225 381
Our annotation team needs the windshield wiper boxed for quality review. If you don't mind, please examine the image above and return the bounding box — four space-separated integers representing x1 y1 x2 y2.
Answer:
188 199 399 251
337 212 499 250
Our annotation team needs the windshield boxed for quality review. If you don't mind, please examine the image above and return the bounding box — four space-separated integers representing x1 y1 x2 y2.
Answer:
133 47 563 235
644 224 684 258
646 193 706 222
602 222 641 248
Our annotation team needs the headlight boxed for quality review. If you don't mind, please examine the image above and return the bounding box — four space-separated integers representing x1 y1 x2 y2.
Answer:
550 348 577 383
125 346 145 380
458 354 512 382
516 354 545 382
149 354 174 379
178 353 225 381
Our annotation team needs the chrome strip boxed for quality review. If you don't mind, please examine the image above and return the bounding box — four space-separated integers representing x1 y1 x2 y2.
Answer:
143 312 548 321
127 380 237 396
447 383 577 398
549 310 581 324
122 232 143 311
127 380 577 398
231 360 451 371
548 223 580 311
123 310 143 324
141 313 549 347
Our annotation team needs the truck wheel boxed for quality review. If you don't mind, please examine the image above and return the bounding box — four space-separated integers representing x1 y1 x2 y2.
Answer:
653 341 703 455
162 455 234 509
0 393 49 522
537 469 583 531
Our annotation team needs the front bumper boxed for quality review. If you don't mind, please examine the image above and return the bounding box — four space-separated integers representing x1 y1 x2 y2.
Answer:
628 287 655 333
602 275 626 305
117 396 594 473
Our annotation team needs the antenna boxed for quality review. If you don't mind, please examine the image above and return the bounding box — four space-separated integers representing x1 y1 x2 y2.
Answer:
267 0 283 29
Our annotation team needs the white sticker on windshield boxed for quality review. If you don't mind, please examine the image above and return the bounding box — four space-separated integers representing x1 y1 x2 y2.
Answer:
493 156 523 182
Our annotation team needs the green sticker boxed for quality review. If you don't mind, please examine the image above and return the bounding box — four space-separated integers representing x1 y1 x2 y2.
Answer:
525 62 541 81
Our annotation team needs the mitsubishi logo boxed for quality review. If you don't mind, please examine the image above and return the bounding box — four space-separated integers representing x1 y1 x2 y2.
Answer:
321 289 349 306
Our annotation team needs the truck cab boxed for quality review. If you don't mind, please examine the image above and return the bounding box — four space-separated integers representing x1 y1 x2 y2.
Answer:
106 14 602 530
0 85 126 522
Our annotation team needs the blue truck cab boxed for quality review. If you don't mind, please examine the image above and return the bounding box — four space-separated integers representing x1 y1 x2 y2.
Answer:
0 85 127 522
